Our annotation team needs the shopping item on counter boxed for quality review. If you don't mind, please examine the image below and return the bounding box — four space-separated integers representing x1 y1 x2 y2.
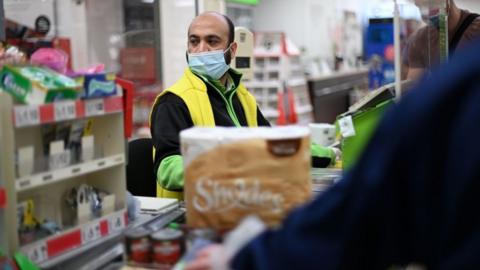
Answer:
0 65 80 104
151 228 184 267
181 126 312 230
309 123 336 147
125 227 152 264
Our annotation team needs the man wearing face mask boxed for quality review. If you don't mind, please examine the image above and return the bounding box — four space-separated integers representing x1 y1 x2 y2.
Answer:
404 0 480 80
149 12 272 199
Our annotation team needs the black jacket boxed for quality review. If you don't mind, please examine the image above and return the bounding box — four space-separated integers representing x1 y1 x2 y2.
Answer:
150 73 270 175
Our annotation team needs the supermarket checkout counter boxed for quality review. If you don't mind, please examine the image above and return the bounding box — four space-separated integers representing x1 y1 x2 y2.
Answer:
307 69 368 123
40 167 341 270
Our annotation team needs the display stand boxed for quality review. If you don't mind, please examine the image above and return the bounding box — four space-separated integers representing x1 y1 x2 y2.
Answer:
243 32 313 125
0 92 128 266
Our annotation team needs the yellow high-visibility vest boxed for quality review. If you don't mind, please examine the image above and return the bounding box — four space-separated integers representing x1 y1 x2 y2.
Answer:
150 68 258 199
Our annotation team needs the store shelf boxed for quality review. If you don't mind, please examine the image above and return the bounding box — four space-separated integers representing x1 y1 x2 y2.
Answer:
287 77 307 87
296 105 313 115
20 209 128 266
1 88 127 263
262 109 279 119
13 96 124 128
16 154 125 192
0 187 5 208
244 80 282 89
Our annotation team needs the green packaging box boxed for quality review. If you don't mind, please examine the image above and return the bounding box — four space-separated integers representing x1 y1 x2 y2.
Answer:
0 65 81 104
337 82 398 170
340 100 393 170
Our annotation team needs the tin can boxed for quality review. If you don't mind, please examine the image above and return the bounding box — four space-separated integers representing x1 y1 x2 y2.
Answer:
125 227 151 264
151 228 184 266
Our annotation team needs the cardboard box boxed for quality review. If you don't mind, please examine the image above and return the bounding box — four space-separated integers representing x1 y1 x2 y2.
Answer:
76 73 117 99
0 65 80 104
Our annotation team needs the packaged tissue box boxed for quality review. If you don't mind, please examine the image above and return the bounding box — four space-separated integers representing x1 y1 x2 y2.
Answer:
76 73 117 99
0 65 80 104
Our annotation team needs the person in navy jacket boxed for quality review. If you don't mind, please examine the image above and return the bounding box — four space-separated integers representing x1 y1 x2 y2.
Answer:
186 38 480 270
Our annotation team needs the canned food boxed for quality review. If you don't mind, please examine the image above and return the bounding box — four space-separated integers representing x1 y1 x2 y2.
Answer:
151 228 184 266
125 227 151 264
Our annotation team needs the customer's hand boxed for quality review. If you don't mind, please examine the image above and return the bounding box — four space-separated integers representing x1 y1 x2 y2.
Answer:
184 244 228 270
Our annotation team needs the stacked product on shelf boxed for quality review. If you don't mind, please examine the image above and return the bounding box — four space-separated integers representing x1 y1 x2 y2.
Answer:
0 56 129 267
242 32 313 126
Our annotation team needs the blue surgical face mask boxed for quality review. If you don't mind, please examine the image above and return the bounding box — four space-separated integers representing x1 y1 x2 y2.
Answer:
187 45 232 80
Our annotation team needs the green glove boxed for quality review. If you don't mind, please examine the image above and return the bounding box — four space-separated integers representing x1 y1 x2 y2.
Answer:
158 155 185 190
311 143 336 168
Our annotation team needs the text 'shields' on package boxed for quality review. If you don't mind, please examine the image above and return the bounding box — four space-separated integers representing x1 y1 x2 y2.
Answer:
180 127 312 230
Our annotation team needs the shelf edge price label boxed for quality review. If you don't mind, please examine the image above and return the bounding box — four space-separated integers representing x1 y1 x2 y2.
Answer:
25 242 48 264
54 101 76 122
14 106 40 127
82 223 102 243
109 215 124 232
85 99 105 117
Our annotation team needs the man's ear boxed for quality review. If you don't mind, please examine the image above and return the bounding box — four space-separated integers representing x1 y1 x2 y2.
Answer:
230 42 238 59
185 51 189 63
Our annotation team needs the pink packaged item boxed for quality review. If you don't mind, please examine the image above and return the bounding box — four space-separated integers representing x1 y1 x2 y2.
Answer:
30 48 69 74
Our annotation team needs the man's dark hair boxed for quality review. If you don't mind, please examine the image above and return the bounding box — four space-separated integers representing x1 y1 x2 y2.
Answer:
223 14 235 44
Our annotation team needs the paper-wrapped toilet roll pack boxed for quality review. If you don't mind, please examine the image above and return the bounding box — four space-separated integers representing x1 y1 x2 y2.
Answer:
180 126 312 230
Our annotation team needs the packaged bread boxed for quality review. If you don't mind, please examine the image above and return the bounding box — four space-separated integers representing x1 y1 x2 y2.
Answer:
180 127 312 230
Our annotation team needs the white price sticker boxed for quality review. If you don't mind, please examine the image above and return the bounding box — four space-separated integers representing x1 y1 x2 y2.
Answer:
54 101 76 121
26 242 48 263
109 215 124 232
85 99 105 116
49 150 71 170
339 116 356 138
82 223 102 243
14 106 40 127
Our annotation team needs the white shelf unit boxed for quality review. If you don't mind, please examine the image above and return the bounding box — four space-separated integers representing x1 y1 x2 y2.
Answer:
0 92 128 265
244 33 313 125
244 62 313 125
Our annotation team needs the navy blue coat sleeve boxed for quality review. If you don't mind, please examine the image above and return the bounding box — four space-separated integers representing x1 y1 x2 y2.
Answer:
231 39 480 270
